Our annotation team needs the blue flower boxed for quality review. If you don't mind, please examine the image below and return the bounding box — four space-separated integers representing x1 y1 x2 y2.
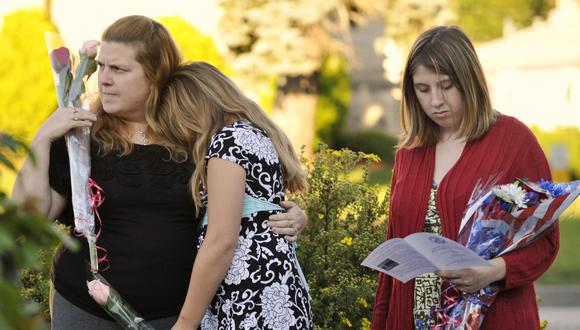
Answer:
538 179 565 197
524 191 540 206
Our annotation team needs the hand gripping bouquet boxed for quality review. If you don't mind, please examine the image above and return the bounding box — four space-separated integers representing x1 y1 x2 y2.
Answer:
45 33 155 330
45 32 100 273
432 178 580 329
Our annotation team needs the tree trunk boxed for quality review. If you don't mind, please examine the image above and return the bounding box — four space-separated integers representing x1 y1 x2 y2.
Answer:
44 0 52 20
270 74 319 157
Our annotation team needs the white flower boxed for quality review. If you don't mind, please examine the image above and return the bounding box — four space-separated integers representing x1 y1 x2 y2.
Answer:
233 128 279 165
201 310 219 330
240 312 258 329
275 238 290 254
493 183 527 208
260 283 296 330
224 237 252 285
221 298 233 316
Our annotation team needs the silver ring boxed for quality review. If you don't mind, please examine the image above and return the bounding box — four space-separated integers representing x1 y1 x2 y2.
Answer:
74 117 79 121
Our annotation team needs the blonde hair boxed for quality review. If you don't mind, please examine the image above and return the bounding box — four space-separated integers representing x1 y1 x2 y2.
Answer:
158 62 307 210
91 15 186 159
399 25 495 148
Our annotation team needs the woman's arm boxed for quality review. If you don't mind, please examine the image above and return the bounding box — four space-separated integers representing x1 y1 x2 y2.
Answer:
438 124 557 292
495 130 558 290
12 106 95 218
172 157 245 329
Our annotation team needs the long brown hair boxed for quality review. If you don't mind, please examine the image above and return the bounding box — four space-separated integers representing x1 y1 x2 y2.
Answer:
91 15 186 159
399 25 495 148
158 62 307 210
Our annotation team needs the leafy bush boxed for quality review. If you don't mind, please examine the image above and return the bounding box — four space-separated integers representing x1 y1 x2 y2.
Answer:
291 145 389 330
336 130 398 164
0 133 76 330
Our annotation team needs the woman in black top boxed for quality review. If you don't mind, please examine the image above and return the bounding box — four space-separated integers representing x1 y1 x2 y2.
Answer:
12 15 306 329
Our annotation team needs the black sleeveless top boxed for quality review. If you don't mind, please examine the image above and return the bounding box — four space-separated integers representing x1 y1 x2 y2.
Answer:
49 138 198 320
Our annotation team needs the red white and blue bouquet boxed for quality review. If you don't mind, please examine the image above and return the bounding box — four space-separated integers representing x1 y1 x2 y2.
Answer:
433 178 580 329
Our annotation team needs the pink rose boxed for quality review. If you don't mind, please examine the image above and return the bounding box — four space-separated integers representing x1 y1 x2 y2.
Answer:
50 47 70 71
80 40 100 59
87 279 110 305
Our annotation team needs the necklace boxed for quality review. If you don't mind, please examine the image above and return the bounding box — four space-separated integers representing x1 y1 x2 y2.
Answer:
135 128 150 145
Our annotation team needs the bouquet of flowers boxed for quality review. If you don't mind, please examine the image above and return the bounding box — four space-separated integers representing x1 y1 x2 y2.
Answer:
45 32 101 272
433 178 580 329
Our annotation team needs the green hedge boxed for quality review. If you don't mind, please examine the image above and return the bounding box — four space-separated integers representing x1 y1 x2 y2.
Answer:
336 130 398 164
291 145 388 329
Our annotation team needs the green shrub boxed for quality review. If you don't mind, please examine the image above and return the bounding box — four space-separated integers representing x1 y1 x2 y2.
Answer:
0 133 76 330
291 145 389 330
336 130 398 164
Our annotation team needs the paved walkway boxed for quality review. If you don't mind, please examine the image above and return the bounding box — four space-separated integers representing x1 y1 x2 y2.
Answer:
536 285 580 330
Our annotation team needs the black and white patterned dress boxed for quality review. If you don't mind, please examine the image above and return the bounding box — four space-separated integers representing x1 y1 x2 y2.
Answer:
198 121 312 330
413 183 442 329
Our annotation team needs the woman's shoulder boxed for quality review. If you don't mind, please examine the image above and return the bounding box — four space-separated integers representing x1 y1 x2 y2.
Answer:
211 120 269 145
491 113 534 133
488 113 536 142
394 143 432 162
207 120 278 165
216 120 265 136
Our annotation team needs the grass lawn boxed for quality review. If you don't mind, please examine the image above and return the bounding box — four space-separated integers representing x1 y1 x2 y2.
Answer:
348 162 392 201
538 214 580 285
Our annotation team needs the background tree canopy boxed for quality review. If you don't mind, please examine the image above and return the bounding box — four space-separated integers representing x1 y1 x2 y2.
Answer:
384 0 556 52
158 16 230 74
0 9 58 143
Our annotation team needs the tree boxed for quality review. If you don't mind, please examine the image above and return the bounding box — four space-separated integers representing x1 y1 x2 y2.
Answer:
385 0 556 45
157 16 230 74
0 9 59 143
381 0 556 83
218 0 382 154
452 0 556 41
315 54 351 148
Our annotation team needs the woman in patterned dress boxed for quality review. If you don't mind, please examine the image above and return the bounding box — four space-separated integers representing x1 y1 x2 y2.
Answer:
159 62 313 330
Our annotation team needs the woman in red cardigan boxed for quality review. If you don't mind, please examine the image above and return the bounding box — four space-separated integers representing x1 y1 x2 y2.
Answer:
371 26 559 330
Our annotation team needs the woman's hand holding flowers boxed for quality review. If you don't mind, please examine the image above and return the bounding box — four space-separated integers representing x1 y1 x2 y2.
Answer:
36 106 96 143
436 257 506 293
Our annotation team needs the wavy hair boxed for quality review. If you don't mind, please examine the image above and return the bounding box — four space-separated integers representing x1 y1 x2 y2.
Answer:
91 15 186 159
158 62 307 210
399 25 495 148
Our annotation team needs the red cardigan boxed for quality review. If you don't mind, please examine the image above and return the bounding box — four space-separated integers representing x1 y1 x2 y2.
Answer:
371 114 559 330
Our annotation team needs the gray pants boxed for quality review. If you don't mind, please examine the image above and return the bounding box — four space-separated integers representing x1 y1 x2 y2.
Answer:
51 290 178 330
